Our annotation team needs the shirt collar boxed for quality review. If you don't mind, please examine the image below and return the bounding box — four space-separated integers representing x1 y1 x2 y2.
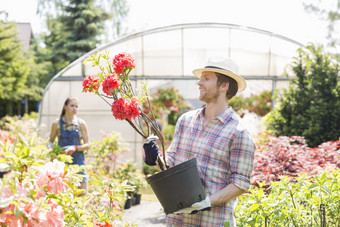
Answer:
62 116 78 125
197 106 234 124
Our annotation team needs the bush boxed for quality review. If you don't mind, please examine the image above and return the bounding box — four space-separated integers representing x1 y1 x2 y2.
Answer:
235 170 340 226
0 116 135 226
252 135 340 186
228 90 272 117
88 132 127 175
265 44 340 147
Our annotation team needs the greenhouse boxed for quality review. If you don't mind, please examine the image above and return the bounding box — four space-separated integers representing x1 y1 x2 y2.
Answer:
38 22 302 166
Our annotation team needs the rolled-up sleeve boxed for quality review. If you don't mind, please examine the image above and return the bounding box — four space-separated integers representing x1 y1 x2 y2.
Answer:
229 129 255 190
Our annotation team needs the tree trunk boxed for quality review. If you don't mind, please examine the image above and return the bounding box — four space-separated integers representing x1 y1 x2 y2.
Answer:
18 101 21 117
25 96 28 114
7 101 13 116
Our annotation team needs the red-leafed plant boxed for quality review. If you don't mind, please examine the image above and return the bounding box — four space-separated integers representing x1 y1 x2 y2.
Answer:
252 134 340 186
82 51 167 170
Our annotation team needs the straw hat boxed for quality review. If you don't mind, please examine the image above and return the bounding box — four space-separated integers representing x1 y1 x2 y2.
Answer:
192 57 246 93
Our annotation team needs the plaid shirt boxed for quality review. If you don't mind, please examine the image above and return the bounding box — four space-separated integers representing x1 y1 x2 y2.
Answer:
166 107 255 227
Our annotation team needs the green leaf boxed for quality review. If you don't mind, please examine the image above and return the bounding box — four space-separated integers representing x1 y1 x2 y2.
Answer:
14 205 23 218
249 203 260 212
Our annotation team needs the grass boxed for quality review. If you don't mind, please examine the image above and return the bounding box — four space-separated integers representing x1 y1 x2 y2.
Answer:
140 184 158 201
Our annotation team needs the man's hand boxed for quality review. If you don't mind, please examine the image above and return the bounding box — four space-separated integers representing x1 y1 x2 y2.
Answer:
174 197 211 214
62 145 78 155
143 135 160 166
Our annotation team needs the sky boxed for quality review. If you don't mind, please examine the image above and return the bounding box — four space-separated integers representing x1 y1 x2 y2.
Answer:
0 0 331 46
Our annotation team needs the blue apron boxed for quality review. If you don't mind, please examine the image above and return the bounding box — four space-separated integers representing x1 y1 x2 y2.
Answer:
58 117 88 183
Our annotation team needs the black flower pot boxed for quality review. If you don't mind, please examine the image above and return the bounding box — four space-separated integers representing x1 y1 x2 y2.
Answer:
124 198 132 209
146 158 206 214
134 193 142 205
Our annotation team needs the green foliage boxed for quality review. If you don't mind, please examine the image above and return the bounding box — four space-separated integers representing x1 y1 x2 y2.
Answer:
0 15 31 115
38 0 128 76
235 171 340 226
229 90 272 117
88 132 127 175
265 44 340 147
143 86 193 125
112 162 147 194
0 115 135 225
228 95 248 117
163 124 176 141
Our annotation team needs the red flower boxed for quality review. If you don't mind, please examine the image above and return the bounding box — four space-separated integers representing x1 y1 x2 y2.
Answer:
126 98 141 120
111 98 141 121
82 76 100 92
111 98 128 120
113 53 135 75
102 74 120 96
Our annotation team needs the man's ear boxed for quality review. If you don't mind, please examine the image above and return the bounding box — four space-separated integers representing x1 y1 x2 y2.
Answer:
220 82 229 92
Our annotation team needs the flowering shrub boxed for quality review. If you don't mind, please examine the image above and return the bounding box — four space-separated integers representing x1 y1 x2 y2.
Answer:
143 86 193 126
252 135 340 186
228 90 272 117
82 51 167 170
88 132 127 175
0 117 135 226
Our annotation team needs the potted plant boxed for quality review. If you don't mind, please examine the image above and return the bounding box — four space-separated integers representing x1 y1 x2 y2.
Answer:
82 51 206 214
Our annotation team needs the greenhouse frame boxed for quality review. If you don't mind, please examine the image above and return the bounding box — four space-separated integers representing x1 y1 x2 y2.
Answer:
38 22 302 166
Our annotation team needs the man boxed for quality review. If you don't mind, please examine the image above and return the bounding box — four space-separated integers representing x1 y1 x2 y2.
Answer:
144 57 255 226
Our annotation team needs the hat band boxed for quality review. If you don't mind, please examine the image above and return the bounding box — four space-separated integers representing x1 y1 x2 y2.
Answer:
205 66 233 74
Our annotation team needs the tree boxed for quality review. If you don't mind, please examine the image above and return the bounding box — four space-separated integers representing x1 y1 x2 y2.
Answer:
304 0 340 57
38 0 128 76
0 15 30 116
265 44 340 147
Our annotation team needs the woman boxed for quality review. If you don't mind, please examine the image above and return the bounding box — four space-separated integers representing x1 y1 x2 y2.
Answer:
48 97 90 194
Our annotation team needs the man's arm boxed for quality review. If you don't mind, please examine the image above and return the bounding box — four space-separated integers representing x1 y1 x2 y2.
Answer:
209 183 245 206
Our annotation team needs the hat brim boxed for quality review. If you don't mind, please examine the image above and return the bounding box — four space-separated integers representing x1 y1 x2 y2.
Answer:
192 68 247 93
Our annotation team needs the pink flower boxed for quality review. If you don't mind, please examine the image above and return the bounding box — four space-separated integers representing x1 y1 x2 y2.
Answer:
82 76 101 93
112 53 135 75
47 177 68 194
125 98 141 120
36 160 69 194
102 74 121 96
111 98 141 121
111 98 128 120
45 199 65 227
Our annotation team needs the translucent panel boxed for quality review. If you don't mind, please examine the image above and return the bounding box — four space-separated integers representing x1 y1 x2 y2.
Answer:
230 30 271 76
143 30 182 76
41 81 71 115
243 80 273 97
61 62 82 77
183 28 230 76
270 37 300 76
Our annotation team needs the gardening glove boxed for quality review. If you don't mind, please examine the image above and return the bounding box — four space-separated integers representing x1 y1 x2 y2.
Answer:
143 135 160 166
174 197 211 215
62 145 78 155
47 141 53 149
0 163 10 178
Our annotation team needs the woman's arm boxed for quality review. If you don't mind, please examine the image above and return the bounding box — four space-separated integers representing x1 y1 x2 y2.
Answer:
49 121 58 144
77 121 90 151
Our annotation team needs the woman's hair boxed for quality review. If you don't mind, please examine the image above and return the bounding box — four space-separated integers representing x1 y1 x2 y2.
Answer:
60 97 79 117
216 72 238 100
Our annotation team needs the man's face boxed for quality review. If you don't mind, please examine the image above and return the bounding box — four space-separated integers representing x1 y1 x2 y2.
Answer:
197 71 221 103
